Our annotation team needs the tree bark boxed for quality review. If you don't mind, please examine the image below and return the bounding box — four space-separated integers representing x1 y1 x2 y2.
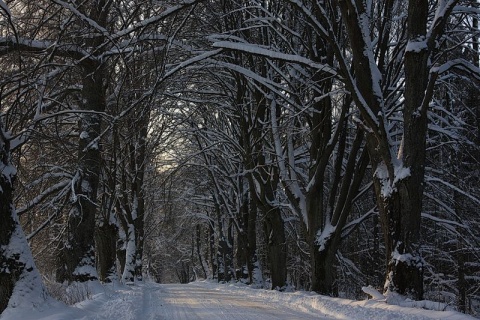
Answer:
55 0 112 283
95 217 117 283
132 110 149 281
236 194 260 284
56 63 104 283
246 158 287 289
246 200 261 285
196 224 207 279
208 221 217 279
262 206 287 290
378 0 429 299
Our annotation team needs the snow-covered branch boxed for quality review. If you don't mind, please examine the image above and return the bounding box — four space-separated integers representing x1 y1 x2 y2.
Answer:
212 41 337 76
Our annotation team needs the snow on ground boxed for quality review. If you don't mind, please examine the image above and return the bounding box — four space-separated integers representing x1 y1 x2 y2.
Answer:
1 280 476 320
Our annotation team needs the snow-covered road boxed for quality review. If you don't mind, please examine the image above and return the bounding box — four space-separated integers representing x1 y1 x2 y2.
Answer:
100 282 327 320
2 281 476 320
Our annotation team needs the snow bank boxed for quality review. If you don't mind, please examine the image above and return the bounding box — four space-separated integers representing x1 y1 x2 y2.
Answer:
197 281 475 320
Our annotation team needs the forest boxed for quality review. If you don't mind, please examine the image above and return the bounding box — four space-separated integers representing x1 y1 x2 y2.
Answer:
0 0 479 317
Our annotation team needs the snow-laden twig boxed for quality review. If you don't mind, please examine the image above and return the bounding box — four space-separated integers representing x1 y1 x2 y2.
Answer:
212 41 337 76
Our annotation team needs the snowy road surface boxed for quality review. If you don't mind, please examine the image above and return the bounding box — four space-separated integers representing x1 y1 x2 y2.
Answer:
2 281 476 319
94 282 327 320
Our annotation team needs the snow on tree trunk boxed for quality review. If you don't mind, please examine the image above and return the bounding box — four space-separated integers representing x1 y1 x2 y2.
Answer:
310 224 337 295
216 220 234 283
1 139 46 313
377 0 431 300
56 65 104 283
133 185 145 282
130 109 149 282
122 223 136 284
375 170 424 300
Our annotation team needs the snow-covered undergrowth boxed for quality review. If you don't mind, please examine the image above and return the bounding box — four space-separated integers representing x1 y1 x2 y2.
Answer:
46 280 94 305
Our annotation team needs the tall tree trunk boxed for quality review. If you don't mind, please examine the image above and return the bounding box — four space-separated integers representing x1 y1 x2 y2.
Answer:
306 177 328 293
378 0 429 299
246 200 261 285
246 92 287 290
55 0 113 284
121 223 136 283
132 110 149 281
117 230 126 278
247 165 286 289
56 65 104 283
196 224 208 279
312 241 338 296
216 214 233 282
262 206 287 290
115 107 150 283
236 194 260 284
226 219 234 281
208 221 217 279
96 128 119 283
95 213 117 283
236 217 249 281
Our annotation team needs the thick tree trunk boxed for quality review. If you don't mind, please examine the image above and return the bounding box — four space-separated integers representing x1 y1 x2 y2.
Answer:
134 216 144 281
196 225 208 279
97 143 119 283
311 241 337 296
236 196 260 284
216 220 234 282
0 154 17 311
121 223 136 283
236 225 249 281
55 0 113 284
216 236 227 282
117 235 126 278
56 65 104 283
236 195 250 281
377 0 429 299
95 217 117 283
262 205 287 290
132 113 148 282
375 178 424 299
246 136 286 289
246 202 261 285
306 182 327 293
226 219 234 281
